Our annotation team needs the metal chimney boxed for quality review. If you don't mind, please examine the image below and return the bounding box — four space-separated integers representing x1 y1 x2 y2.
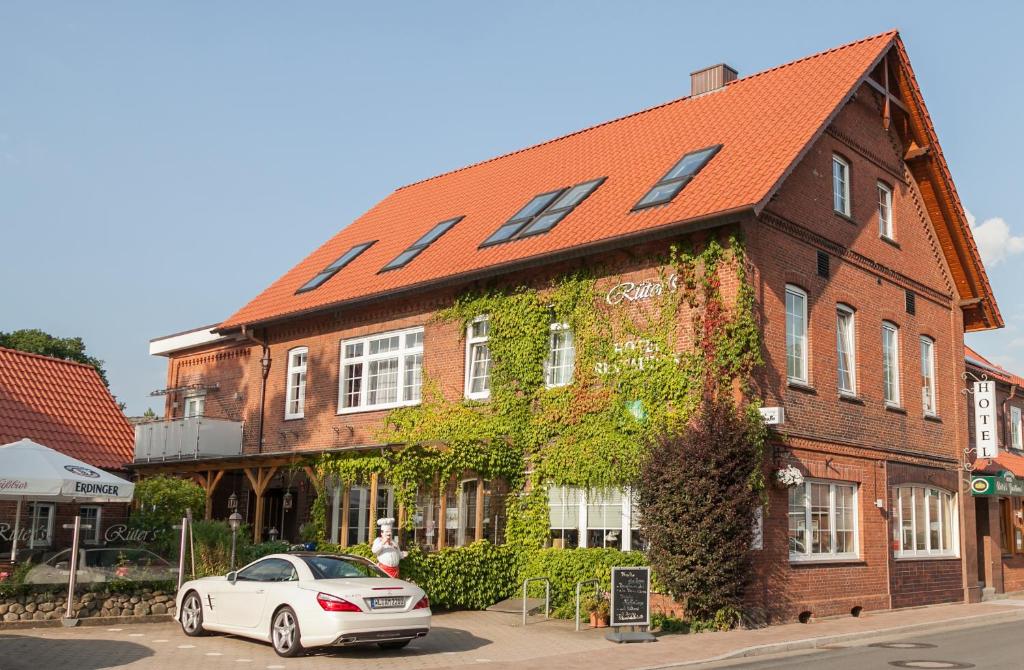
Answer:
690 63 738 96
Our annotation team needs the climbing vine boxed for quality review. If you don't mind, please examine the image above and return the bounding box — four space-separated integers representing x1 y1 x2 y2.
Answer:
309 232 765 547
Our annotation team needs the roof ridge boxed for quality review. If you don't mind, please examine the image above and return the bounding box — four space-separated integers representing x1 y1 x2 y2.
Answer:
393 29 898 193
0 345 99 372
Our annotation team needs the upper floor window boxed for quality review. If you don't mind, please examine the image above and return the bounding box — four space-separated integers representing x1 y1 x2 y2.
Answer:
785 285 808 384
882 322 901 406
465 317 491 400
1012 406 1023 450
892 485 956 558
920 336 937 416
788 479 858 561
183 394 205 418
544 323 575 388
285 347 308 419
339 328 423 413
878 182 894 239
832 155 850 216
836 305 856 395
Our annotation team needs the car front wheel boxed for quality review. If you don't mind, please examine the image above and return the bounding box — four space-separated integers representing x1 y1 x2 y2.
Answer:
179 592 206 637
271 606 305 657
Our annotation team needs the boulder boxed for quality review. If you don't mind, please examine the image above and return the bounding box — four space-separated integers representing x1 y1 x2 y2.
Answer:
151 603 167 615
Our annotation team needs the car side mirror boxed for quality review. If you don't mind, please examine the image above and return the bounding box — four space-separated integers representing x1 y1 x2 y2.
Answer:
227 571 237 584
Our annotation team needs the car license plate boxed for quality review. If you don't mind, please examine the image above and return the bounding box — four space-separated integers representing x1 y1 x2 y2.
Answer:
369 596 406 609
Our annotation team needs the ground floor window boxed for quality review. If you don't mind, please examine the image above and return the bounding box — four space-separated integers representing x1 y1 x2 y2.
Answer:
547 486 641 551
27 502 55 547
346 483 394 546
892 485 956 558
788 479 858 561
80 505 102 544
1000 497 1024 556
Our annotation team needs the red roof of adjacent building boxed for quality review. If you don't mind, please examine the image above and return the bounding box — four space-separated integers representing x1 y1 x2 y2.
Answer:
965 344 1024 388
0 347 134 470
218 30 999 333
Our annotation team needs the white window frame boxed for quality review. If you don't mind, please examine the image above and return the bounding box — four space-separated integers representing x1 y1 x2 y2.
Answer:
878 181 894 240
836 304 857 395
338 327 424 414
183 394 205 418
785 285 809 384
892 485 958 558
1011 406 1023 450
27 502 55 548
80 505 102 545
285 346 308 420
544 323 575 388
920 336 937 416
882 322 901 407
547 485 636 550
832 155 851 216
464 316 491 400
788 479 859 562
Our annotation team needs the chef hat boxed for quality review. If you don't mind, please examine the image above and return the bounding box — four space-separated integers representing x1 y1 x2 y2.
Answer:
377 517 396 528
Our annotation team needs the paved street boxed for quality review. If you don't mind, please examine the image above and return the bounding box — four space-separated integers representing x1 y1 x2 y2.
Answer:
1 602 1023 670
699 620 1024 670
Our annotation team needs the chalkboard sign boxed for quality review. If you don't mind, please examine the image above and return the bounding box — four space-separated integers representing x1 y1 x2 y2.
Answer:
610 566 650 627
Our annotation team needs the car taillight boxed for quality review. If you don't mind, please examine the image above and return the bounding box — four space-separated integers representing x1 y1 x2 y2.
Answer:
317 592 362 612
413 595 430 610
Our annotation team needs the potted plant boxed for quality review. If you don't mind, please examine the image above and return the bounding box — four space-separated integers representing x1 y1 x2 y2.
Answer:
774 464 804 489
586 594 611 628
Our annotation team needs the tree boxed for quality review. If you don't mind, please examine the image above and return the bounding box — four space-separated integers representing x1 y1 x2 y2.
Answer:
638 394 766 621
130 475 205 555
0 329 110 387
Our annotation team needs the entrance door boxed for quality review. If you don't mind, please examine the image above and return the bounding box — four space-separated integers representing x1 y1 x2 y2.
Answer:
976 496 990 587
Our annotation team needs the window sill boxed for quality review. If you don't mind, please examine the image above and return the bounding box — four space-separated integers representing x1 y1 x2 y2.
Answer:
923 413 942 423
789 556 864 566
464 394 491 402
834 210 856 225
885 404 907 415
787 380 816 394
838 392 864 405
338 401 421 416
880 235 900 249
893 554 959 562
284 415 305 422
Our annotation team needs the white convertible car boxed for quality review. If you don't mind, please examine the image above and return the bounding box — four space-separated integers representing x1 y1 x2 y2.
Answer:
175 552 430 657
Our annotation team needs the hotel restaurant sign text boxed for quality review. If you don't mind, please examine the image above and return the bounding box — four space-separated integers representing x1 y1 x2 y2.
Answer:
971 472 1024 497
974 381 998 459
606 274 679 305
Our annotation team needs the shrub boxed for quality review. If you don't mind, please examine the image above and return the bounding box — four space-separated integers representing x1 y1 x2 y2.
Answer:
639 394 765 620
130 476 205 555
520 548 647 618
400 542 519 610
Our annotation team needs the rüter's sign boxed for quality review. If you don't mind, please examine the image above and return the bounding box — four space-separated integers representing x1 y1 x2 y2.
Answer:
610 566 650 627
971 471 1024 497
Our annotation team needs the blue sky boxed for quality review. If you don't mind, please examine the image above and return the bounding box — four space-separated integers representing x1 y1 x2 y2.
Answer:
1 1 1022 414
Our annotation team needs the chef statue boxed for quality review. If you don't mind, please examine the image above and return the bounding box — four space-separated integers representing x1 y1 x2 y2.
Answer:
371 517 407 578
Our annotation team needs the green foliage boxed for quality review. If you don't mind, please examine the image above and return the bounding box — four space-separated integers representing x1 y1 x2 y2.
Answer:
399 542 520 610
651 611 690 634
130 476 205 555
520 548 647 618
0 328 110 387
639 394 766 620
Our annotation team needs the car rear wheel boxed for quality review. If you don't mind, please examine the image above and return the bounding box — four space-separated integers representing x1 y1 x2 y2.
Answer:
179 592 206 637
378 639 411 650
271 606 305 657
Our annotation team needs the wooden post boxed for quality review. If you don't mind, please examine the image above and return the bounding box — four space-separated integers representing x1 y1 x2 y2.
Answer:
340 483 350 548
194 470 226 520
475 477 485 542
244 466 278 543
368 472 379 541
437 477 447 550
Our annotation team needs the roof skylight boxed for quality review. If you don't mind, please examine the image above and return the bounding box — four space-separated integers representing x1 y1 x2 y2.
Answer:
380 216 463 272
480 178 606 247
633 145 722 210
295 241 376 294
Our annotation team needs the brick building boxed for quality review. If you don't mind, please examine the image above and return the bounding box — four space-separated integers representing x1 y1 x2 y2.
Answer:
136 31 1002 620
964 346 1024 596
0 347 134 562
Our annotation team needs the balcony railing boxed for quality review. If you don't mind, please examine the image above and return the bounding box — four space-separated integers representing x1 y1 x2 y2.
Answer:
134 417 243 462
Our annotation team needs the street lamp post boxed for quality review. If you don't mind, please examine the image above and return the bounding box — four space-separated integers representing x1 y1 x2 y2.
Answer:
228 512 242 571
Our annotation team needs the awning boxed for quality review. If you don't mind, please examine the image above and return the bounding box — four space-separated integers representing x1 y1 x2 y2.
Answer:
971 452 1024 496
0 438 134 503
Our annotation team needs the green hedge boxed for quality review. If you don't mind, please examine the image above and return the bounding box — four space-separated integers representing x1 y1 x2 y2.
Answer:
520 548 648 618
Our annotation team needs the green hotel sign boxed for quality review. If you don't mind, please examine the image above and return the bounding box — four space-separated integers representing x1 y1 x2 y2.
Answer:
971 472 1024 497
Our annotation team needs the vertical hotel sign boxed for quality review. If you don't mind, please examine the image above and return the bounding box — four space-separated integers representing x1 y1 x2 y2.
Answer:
974 381 998 459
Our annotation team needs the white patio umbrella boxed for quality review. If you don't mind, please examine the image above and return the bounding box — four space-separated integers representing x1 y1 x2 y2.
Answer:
1 438 135 560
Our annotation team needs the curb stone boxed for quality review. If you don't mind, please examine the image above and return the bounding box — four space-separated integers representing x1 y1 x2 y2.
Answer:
0 614 173 631
638 608 1024 669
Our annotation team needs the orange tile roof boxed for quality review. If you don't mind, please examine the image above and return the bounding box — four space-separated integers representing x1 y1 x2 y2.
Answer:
975 451 1024 478
220 30 997 332
965 344 1024 388
0 347 134 469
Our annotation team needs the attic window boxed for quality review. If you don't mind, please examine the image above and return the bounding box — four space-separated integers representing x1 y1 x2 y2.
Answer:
380 216 463 272
633 145 722 210
295 241 376 293
480 178 606 247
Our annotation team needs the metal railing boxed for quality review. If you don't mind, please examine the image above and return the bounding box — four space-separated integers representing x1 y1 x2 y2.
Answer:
521 577 550 626
133 417 243 462
574 578 601 631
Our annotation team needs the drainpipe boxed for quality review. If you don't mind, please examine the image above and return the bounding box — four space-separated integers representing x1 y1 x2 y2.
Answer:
241 326 271 454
